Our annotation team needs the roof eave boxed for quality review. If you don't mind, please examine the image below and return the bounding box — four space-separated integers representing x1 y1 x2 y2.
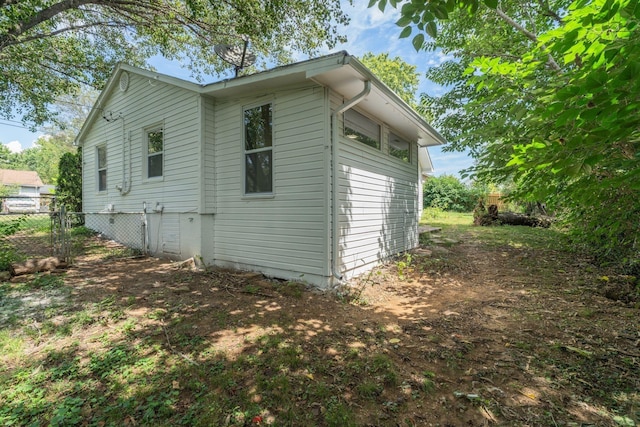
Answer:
346 57 446 147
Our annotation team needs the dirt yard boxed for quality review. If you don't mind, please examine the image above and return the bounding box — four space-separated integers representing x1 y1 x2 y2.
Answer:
2 223 638 426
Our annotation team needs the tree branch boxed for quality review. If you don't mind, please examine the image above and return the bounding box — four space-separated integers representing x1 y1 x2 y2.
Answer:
1 0 99 43
537 0 563 24
493 6 561 71
2 22 131 48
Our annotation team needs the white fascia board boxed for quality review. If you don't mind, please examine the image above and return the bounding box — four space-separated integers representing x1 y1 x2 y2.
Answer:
346 57 446 147
200 51 349 97
418 147 434 175
310 55 446 148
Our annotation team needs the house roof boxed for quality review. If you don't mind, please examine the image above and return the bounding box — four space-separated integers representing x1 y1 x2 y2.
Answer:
0 169 44 187
76 51 446 150
39 184 56 195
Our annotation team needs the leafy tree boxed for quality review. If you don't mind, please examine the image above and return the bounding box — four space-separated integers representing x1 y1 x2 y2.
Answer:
359 52 420 107
1 0 348 127
56 150 82 212
12 135 76 184
8 89 95 183
423 175 484 212
370 0 640 271
0 184 17 197
0 144 16 168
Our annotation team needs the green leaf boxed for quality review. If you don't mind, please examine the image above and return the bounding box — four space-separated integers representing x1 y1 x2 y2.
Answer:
483 0 498 8
555 108 580 126
401 2 417 15
445 0 457 12
584 154 604 166
396 15 413 27
378 0 387 12
433 4 449 19
426 21 437 38
413 33 425 51
399 26 412 38
506 156 525 167
368 0 377 7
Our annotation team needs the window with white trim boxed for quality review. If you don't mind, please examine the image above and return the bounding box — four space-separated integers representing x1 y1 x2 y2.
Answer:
389 132 411 163
344 109 380 149
97 145 107 192
244 103 273 194
146 128 163 178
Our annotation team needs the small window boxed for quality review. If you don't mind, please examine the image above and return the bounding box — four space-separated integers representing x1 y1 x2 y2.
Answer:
97 145 107 192
146 128 163 178
389 132 411 163
244 103 273 194
344 109 380 149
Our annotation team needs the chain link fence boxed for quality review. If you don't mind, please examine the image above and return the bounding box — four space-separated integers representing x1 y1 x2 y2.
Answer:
1 196 147 272
64 212 147 263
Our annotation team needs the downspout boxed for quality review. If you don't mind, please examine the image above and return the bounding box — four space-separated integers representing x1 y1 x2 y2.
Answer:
330 80 371 284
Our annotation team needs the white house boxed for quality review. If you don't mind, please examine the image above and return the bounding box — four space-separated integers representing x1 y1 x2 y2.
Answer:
0 169 45 196
76 51 444 288
0 169 45 212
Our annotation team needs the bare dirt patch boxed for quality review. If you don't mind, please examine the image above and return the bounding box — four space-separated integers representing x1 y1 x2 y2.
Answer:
3 227 638 426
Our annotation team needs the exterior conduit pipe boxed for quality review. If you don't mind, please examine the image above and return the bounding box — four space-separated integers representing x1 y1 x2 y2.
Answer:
330 79 371 285
120 117 132 195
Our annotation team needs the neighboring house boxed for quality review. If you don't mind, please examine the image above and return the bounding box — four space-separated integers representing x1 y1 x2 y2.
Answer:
0 168 45 212
76 51 445 288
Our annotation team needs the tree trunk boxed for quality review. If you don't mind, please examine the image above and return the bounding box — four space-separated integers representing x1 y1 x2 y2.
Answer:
10 257 68 276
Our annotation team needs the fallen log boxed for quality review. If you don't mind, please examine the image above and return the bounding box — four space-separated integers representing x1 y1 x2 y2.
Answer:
475 204 551 228
497 212 551 228
476 212 551 228
10 257 68 276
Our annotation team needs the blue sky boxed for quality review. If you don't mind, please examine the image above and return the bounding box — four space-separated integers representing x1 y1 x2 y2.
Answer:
0 2 473 177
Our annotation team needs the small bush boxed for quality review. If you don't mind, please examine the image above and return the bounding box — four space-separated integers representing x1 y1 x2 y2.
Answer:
423 175 484 212
0 244 19 272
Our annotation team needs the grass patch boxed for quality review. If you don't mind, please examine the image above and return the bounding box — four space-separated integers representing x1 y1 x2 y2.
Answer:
422 211 569 251
1 220 636 426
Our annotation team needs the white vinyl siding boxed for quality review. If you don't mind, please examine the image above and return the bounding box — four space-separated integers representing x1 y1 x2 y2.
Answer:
81 72 201 213
213 85 328 282
202 97 216 214
333 93 419 277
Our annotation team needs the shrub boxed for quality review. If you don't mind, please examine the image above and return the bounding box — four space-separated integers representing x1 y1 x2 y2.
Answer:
423 175 485 212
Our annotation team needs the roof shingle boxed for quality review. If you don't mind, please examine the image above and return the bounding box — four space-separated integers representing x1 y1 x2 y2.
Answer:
0 169 44 187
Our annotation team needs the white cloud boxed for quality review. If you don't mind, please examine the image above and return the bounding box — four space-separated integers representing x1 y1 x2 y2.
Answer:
429 147 474 177
425 50 454 67
5 140 23 153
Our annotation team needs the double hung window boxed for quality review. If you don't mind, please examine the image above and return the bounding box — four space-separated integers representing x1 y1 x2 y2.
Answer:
244 103 273 194
97 145 107 191
146 128 163 178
